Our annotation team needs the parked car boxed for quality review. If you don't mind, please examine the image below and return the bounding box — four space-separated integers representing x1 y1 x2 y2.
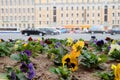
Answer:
108 27 120 35
38 28 59 35
88 25 106 34
21 28 46 36
56 28 68 33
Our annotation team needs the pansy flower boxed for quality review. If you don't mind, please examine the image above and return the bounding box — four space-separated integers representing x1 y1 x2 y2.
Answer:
44 39 52 44
105 37 111 41
111 63 120 80
24 50 31 57
28 37 33 41
27 63 36 79
62 53 78 71
96 40 104 47
20 62 28 72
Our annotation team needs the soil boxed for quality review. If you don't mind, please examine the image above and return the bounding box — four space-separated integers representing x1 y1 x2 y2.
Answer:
0 54 117 80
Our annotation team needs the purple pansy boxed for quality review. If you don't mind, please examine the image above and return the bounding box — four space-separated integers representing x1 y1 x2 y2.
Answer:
96 40 104 47
27 63 36 79
20 62 28 72
118 42 120 45
24 50 31 57
108 46 111 51
11 71 16 80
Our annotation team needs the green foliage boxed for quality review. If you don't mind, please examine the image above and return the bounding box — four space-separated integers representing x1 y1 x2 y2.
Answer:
80 50 107 68
0 42 14 57
0 66 27 80
95 71 114 80
49 66 71 80
110 49 120 60
10 53 30 64
48 46 68 65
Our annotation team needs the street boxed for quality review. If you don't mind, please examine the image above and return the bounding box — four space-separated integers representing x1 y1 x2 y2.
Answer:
0 32 120 41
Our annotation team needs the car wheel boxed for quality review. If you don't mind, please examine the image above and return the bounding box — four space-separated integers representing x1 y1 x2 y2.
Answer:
39 33 42 36
91 32 94 34
103 32 106 34
24 33 29 36
113 32 116 35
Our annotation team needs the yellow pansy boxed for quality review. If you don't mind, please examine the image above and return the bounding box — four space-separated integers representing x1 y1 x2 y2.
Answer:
72 41 85 52
62 54 71 67
14 44 19 49
23 43 28 47
0 39 2 43
111 64 120 80
69 50 81 58
112 40 116 44
38 38 41 41
98 57 102 62
108 44 120 55
67 37 73 46
62 53 78 71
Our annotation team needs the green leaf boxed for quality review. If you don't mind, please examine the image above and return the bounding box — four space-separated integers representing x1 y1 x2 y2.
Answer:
10 54 21 61
0 73 9 80
16 73 27 80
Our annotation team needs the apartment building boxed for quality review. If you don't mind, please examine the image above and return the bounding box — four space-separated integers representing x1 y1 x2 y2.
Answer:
0 0 35 30
0 0 120 30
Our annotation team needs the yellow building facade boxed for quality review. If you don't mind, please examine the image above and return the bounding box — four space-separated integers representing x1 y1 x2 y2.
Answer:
0 0 120 30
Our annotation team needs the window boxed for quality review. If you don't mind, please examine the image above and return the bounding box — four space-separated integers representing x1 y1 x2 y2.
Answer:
66 14 68 17
93 13 94 17
47 21 49 24
32 8 34 13
61 7 63 11
87 14 89 17
32 16 34 20
113 6 115 9
53 16 56 22
104 15 108 22
87 21 89 24
82 6 84 10
93 20 94 24
2 24 4 27
71 13 73 16
76 6 79 10
76 13 79 17
39 7 41 11
61 13 63 17
71 20 73 24
47 7 49 11
98 13 100 17
92 6 94 10
98 6 100 10
112 20 114 24
82 13 84 17
66 7 68 10
39 21 41 24
87 6 89 10
2 16 4 20
28 8 30 13
1 8 4 13
47 14 49 17
113 13 115 17
118 12 120 16
77 20 79 24
71 6 73 10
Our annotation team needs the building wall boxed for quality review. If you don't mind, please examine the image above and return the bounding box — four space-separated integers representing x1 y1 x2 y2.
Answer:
0 0 35 30
0 0 120 29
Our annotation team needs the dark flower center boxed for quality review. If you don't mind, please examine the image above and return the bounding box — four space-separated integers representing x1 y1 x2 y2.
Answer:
71 63 75 68
65 58 70 63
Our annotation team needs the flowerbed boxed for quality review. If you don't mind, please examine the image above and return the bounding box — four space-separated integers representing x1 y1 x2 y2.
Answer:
0 36 120 80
